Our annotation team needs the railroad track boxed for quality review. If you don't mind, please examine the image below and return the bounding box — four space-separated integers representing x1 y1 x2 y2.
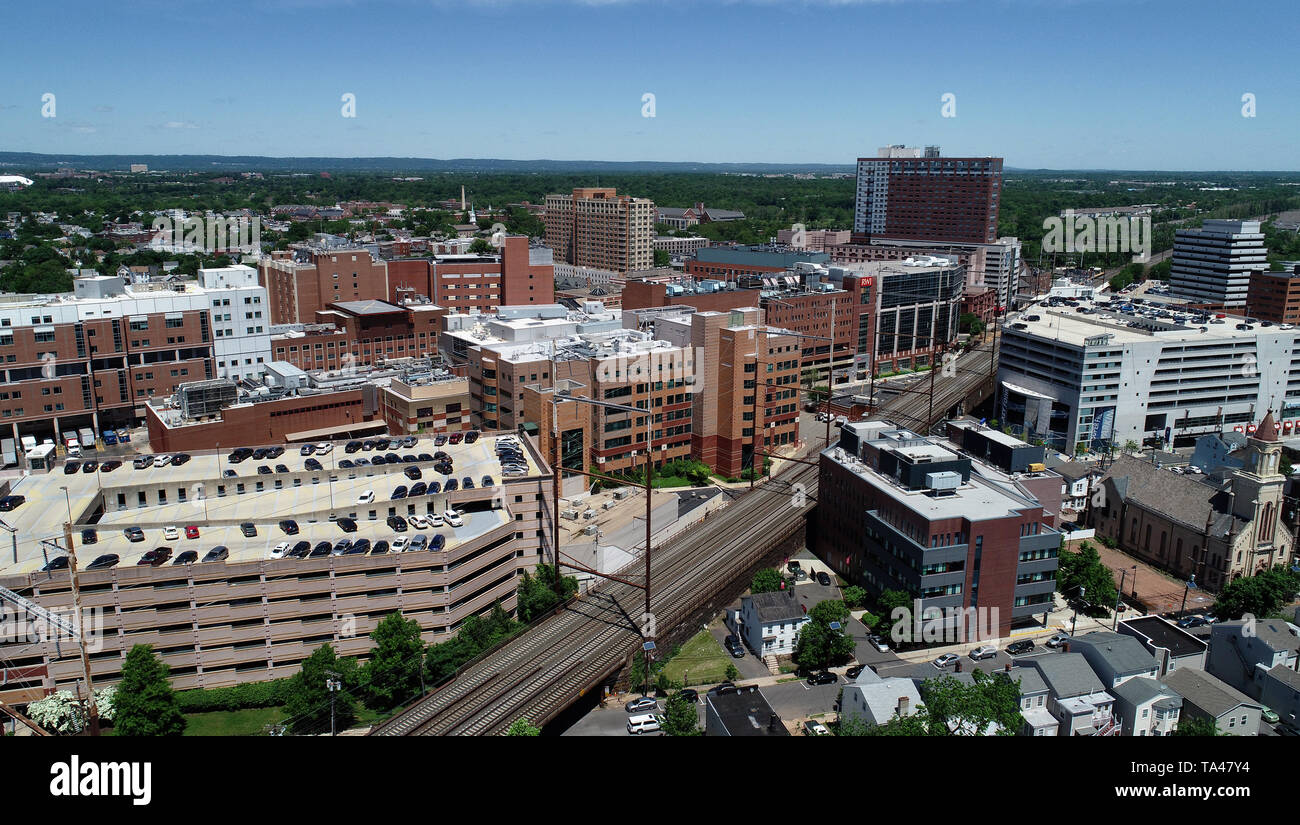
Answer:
373 346 998 735
371 461 818 736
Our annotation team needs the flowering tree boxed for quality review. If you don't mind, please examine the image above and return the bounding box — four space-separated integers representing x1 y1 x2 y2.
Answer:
25 687 116 735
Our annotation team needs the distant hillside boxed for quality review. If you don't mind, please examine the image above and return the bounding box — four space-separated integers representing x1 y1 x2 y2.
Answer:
0 152 856 176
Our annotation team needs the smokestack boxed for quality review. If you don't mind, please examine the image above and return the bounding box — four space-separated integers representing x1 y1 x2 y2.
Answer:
897 696 910 715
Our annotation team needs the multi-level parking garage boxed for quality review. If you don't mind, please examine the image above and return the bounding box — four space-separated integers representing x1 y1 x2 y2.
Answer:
0 432 552 704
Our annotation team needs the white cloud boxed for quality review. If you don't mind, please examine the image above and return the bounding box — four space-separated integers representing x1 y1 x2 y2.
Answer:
162 121 199 129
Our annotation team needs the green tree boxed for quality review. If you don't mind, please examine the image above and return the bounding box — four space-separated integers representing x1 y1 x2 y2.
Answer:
653 249 671 267
1057 543 1118 618
724 663 740 681
841 586 867 608
469 237 493 254
113 644 186 736
360 612 427 712
875 589 914 644
662 692 701 736
284 643 358 735
751 567 784 594
516 565 578 623
1172 715 1220 736
919 671 1023 736
506 718 542 736
1212 567 1300 620
794 599 855 670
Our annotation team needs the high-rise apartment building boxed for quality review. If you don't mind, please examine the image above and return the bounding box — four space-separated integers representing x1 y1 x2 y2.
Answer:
1169 220 1268 308
544 188 655 274
853 145 1003 245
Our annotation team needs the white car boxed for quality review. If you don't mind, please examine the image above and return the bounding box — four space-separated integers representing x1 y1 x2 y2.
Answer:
408 514 429 529
391 536 410 552
428 513 446 528
270 542 291 559
154 454 172 467
803 720 831 736
356 490 375 505
315 443 333 455
162 526 179 541
443 510 464 528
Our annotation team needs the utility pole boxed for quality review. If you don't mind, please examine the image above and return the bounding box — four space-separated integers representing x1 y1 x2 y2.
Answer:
61 519 99 736
325 671 341 736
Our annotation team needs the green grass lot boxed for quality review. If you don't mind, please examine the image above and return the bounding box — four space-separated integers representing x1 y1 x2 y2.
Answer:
661 630 734 687
182 706 284 736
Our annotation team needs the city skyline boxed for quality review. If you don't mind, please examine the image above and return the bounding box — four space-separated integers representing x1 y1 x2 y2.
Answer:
1 0 1297 170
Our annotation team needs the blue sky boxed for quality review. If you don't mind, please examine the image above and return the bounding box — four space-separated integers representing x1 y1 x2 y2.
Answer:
1 0 1296 170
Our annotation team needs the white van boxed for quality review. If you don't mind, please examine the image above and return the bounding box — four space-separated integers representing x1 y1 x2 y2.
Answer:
626 714 663 735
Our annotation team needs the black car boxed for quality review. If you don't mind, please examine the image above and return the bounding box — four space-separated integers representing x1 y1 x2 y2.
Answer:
171 453 191 466
401 455 418 464
202 546 229 563
87 554 120 570
845 665 866 679
240 523 257 537
481 475 494 488
64 461 80 475
346 538 371 555
371 454 387 466
171 550 198 565
275 464 290 474
462 477 475 490
417 453 434 463
678 688 699 703
392 485 409 499
257 465 272 475
101 460 121 473
305 458 323 471
289 540 312 558
279 520 299 535
434 434 448 446
41 556 70 572
806 671 838 686
370 540 390 555
361 439 377 451
82 461 98 473
408 482 426 497
124 526 145 542
223 469 238 478
428 481 441 494
404 466 422 480
338 459 355 469
300 444 316 456
464 431 479 444
267 447 284 459
80 529 97 545
816 571 832 587
1007 639 1036 656
345 440 362 454
0 495 26 511
227 448 252 463
138 547 172 567
337 518 357 533
724 635 744 658
387 515 408 532
444 478 458 491
309 541 332 558
253 448 270 460
385 452 401 464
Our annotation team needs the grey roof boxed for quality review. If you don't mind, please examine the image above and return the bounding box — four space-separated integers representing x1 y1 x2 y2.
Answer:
1213 619 1300 654
1071 631 1160 676
1099 455 1243 535
706 686 789 736
1262 664 1300 691
1054 461 1096 482
1025 652 1107 699
1165 668 1260 717
846 673 922 725
744 590 804 624
1113 677 1183 711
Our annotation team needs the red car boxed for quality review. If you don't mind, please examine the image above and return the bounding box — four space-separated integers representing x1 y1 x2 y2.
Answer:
448 432 464 445
184 525 200 539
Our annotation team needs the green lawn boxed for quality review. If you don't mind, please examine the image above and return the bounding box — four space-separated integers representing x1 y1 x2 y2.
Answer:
661 630 734 687
183 706 284 736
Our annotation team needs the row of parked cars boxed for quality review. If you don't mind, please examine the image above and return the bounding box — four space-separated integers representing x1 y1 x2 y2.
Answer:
495 437 528 478
131 453 191 470
43 544 230 572
268 533 448 559
64 459 125 475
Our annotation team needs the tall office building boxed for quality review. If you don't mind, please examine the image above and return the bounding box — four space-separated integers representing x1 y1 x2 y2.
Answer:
853 145 1003 245
1169 220 1267 308
543 188 655 274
